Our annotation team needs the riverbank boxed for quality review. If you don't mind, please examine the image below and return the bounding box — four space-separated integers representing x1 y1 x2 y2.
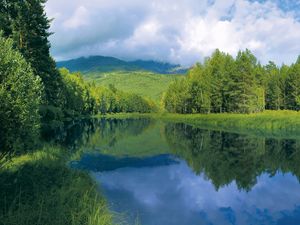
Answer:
0 146 113 225
99 110 300 139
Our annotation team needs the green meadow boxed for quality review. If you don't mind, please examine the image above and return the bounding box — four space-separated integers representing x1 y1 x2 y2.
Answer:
84 71 182 102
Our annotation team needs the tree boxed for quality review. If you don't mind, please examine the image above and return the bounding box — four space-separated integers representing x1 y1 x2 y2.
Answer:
100 95 107 115
230 49 263 113
188 63 211 113
164 79 191 113
0 0 65 109
205 50 226 113
265 62 283 110
285 59 300 110
0 35 43 155
163 49 265 114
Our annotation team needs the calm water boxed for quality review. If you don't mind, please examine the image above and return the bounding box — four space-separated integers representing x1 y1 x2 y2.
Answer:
67 119 300 225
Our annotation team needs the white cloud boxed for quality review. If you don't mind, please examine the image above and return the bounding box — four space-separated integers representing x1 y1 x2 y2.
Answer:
45 0 300 66
63 6 89 29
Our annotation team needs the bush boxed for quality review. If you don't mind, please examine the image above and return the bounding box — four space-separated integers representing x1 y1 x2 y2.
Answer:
0 36 43 156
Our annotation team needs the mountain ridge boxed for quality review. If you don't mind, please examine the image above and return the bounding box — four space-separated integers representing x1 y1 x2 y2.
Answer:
56 55 188 74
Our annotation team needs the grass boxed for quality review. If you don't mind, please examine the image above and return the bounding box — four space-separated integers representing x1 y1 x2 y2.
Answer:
0 146 113 225
84 70 182 102
99 110 300 139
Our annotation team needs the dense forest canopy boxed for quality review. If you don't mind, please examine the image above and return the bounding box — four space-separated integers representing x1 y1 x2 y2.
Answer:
163 49 300 114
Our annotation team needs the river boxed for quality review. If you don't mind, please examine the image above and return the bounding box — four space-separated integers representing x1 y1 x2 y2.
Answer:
67 118 300 225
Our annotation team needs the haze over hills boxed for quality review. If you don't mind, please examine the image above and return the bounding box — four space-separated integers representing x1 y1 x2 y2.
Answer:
56 56 188 74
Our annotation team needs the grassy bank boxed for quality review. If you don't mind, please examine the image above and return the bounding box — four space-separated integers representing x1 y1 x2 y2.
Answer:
99 110 300 139
0 147 113 225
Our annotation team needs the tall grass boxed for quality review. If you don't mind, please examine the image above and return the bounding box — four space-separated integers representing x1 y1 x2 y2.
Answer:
0 146 113 225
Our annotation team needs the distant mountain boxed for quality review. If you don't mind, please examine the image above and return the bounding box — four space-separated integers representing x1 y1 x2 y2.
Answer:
56 56 188 74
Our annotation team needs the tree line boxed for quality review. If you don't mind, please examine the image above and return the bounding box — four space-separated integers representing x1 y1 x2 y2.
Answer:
0 0 155 156
163 49 300 113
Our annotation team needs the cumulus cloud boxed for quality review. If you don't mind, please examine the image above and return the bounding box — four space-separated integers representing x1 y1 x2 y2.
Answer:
45 0 300 66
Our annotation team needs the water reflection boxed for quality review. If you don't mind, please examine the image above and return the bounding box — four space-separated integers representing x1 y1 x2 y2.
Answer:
165 123 300 191
42 118 153 151
65 119 300 225
71 154 179 172
94 161 300 225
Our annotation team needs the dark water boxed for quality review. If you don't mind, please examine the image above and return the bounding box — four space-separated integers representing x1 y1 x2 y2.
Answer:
68 119 300 225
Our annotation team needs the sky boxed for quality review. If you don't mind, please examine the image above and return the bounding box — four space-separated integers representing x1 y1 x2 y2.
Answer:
45 0 300 66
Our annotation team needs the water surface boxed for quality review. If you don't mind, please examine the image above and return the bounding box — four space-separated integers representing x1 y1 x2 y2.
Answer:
69 119 300 225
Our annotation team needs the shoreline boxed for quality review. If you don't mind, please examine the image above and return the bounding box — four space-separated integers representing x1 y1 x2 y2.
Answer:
96 110 300 139
0 146 113 225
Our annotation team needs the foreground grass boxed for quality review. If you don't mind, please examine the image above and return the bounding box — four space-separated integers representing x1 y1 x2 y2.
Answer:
0 147 112 225
100 110 300 138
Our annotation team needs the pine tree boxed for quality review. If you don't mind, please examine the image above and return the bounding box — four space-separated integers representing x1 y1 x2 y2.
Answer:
12 0 64 107
285 59 300 110
265 61 282 110
230 50 262 113
0 0 18 36
205 49 225 113
1 0 65 109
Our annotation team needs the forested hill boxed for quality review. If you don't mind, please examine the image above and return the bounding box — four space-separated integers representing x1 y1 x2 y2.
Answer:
56 56 188 74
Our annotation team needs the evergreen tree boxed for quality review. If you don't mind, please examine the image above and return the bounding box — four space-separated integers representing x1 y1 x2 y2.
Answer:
230 50 262 113
0 0 64 109
285 59 300 110
221 54 236 112
0 0 16 36
279 64 290 109
265 62 283 110
205 49 225 113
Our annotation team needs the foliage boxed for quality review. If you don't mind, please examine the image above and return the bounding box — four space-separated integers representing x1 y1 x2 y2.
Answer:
60 68 157 115
0 35 43 156
285 59 300 110
60 68 95 117
0 0 65 108
163 49 300 114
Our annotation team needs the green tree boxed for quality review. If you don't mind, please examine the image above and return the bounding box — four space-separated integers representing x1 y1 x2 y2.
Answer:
229 49 263 113
0 35 43 155
187 63 211 113
0 0 65 109
164 79 191 113
285 59 300 110
204 50 226 113
265 61 283 110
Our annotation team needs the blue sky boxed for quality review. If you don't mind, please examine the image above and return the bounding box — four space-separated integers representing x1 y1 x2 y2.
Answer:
46 0 300 66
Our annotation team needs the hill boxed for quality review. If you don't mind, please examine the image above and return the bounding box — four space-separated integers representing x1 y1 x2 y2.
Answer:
85 71 183 103
57 56 188 74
